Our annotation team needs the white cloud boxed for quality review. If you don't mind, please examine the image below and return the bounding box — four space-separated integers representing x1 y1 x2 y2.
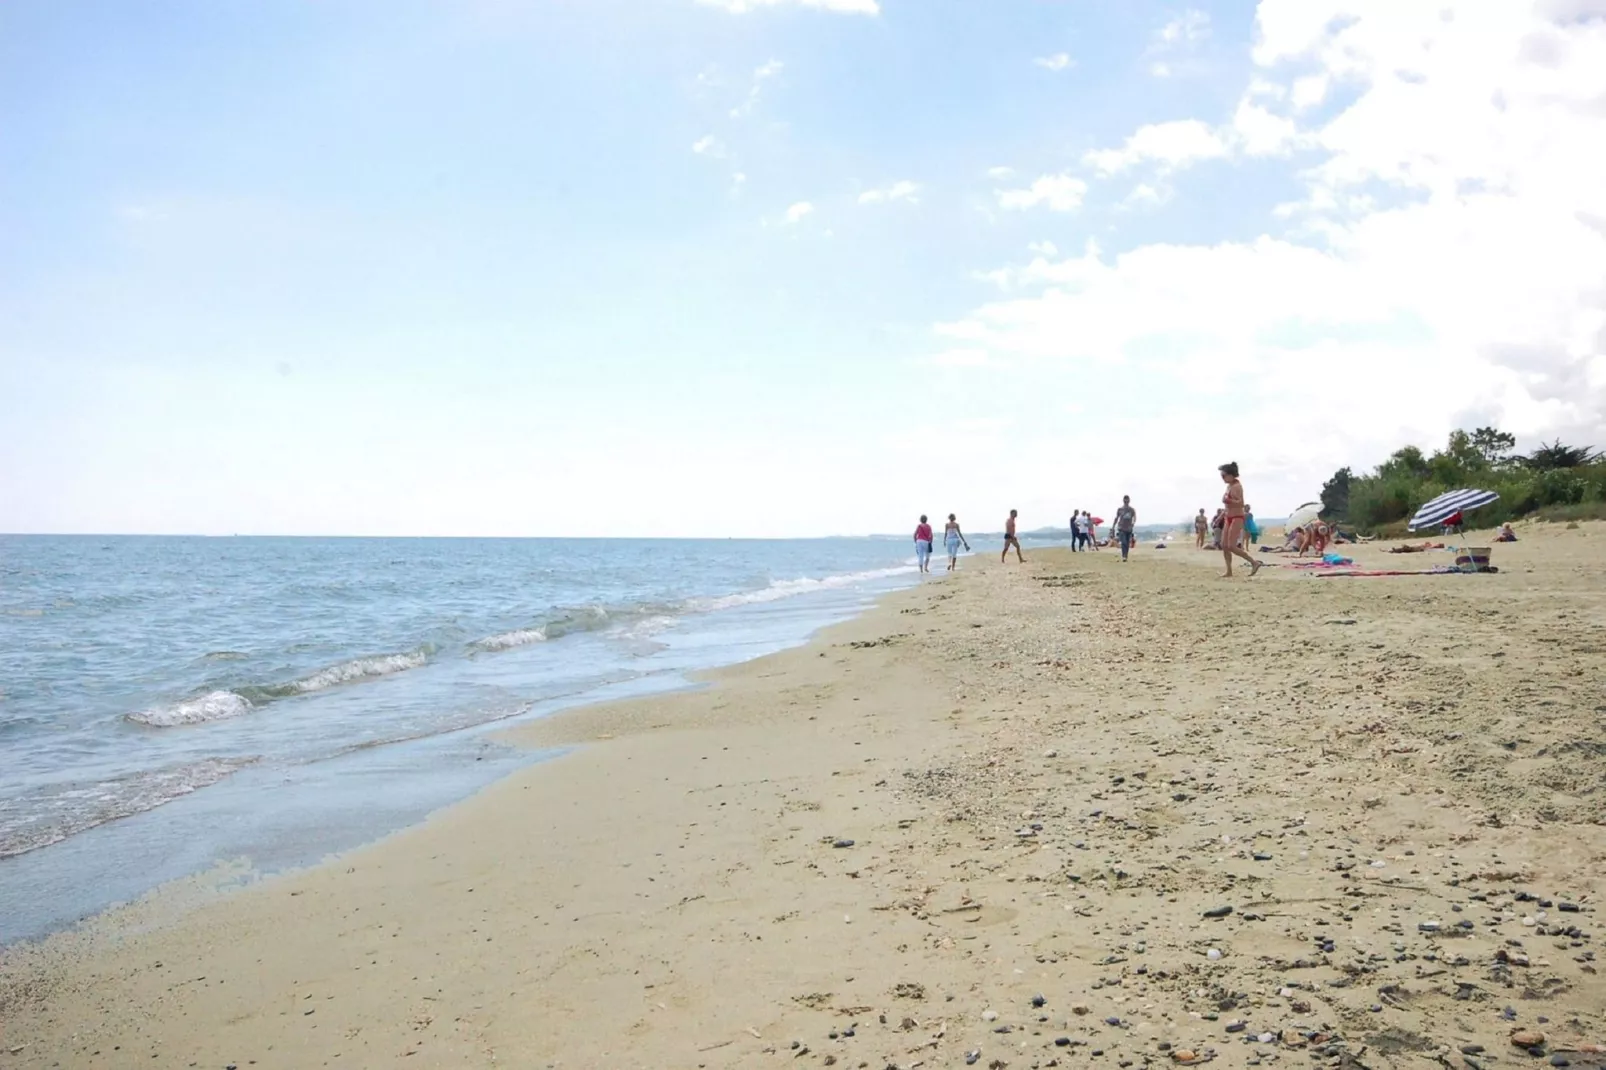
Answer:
859 180 920 205
1084 119 1228 175
783 201 815 223
1157 8 1210 46
1290 74 1329 110
1034 53 1074 72
1230 101 1301 157
1148 9 1211 77
996 173 1087 212
696 0 878 13
986 166 1015 180
730 171 747 196
731 59 785 118
691 135 726 158
942 2 1606 511
1122 182 1172 210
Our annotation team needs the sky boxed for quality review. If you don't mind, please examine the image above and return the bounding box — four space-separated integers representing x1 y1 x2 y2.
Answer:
3 0 1605 538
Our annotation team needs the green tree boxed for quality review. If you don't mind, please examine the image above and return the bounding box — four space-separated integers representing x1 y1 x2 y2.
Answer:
1320 467 1352 521
1470 426 1516 466
1524 440 1598 471
1377 445 1430 480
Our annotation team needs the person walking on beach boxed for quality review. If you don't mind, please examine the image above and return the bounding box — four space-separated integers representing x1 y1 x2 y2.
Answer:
1218 463 1262 578
1069 510 1083 551
1002 509 1025 563
913 515 934 574
1194 509 1209 549
1113 496 1137 562
943 514 970 571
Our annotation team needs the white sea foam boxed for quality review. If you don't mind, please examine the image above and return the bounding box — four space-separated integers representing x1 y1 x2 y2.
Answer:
473 627 548 651
693 565 917 612
127 690 254 727
0 756 259 859
291 650 428 693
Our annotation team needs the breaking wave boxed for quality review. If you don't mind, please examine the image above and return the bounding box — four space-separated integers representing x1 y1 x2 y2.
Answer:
128 649 433 728
128 690 254 727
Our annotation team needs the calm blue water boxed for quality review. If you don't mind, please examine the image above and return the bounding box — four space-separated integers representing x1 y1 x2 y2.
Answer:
0 536 924 940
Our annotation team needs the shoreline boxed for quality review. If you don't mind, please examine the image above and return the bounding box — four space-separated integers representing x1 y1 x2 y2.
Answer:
0 560 922 946
3 532 1603 1068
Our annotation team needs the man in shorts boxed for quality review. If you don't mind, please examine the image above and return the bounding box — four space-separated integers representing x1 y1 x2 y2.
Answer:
1002 509 1025 562
1113 496 1138 562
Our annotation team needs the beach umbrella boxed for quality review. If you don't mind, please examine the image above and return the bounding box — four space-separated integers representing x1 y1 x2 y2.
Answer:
1286 501 1322 529
1407 488 1499 531
1092 517 1105 526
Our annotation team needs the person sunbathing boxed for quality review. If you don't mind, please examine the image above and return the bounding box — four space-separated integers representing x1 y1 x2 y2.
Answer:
1495 523 1518 543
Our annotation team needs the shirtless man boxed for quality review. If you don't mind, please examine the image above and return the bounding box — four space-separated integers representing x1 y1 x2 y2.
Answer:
1002 509 1025 563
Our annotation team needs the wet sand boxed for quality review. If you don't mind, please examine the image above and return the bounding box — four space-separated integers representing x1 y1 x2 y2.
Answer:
3 523 1604 1069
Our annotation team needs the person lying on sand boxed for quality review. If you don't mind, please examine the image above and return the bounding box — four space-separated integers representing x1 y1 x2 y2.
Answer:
1386 541 1446 554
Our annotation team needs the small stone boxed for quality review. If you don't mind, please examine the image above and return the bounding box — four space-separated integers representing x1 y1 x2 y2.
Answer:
1044 749 1059 758
1258 1033 1276 1044
1203 905 1234 919
1291 1001 1311 1014
1419 922 1441 933
1207 948 1222 961
1370 1005 1383 1013
1072 1004 1091 1016
1172 1051 1199 1064
1056 1037 1072 1047
1106 1017 1122 1026
982 1010 998 1022
832 839 855 849
965 1051 980 1066
1226 1021 1247 1034
1461 1045 1485 1055
1558 902 1580 913
1253 852 1273 861
1031 994 1046 1008
1510 1030 1545 1048
1549 1058 1569 1068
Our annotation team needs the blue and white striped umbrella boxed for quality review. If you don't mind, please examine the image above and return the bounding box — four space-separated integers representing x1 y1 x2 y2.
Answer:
1407 488 1499 531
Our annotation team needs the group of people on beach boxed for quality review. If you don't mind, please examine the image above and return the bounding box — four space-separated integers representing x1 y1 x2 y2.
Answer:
911 514 971 573
914 463 1260 578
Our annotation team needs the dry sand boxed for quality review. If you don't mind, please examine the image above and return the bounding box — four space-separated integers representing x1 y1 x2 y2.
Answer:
3 522 1605 1070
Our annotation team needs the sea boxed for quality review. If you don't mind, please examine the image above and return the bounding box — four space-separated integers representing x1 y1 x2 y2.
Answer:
0 535 935 943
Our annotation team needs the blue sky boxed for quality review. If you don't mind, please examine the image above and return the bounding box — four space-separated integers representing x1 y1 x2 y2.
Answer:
4 0 1605 536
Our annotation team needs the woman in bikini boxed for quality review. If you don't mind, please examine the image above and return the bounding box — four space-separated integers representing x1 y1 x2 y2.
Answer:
1217 462 1262 578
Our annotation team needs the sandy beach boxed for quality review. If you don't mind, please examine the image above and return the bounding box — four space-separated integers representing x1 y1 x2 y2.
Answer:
4 524 1604 1070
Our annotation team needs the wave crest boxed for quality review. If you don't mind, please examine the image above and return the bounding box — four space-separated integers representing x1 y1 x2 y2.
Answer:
289 651 428 693
128 690 253 727
472 627 548 651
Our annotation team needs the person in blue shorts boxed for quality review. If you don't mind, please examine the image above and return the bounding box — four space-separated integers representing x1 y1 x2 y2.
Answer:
943 514 970 571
